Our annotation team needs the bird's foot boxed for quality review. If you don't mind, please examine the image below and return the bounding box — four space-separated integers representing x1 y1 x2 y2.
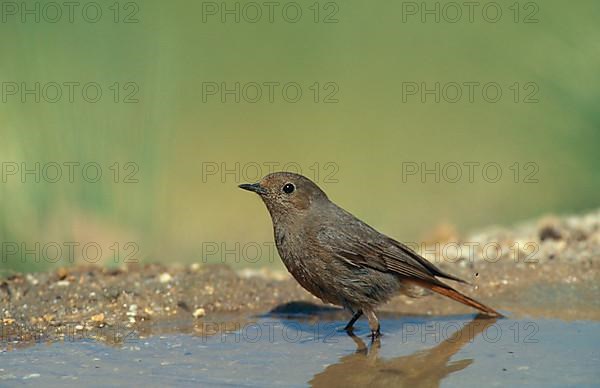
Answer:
370 326 381 341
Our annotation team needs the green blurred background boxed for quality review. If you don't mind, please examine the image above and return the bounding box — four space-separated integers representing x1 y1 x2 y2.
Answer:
1 0 599 273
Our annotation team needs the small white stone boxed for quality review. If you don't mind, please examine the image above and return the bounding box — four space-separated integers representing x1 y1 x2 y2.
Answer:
26 274 39 285
159 273 173 283
192 308 206 318
127 304 138 317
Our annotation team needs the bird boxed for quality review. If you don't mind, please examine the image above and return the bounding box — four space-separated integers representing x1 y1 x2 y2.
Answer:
239 172 502 339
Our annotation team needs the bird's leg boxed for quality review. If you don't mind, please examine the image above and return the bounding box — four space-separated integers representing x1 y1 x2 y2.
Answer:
364 309 381 341
344 309 363 332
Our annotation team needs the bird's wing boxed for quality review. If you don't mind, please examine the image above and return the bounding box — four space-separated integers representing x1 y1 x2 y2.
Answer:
386 238 467 283
315 218 466 284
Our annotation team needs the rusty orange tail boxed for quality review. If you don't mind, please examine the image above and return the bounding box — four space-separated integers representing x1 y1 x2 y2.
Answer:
426 283 503 317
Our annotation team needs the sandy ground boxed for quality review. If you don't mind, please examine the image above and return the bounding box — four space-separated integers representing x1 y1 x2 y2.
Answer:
1 210 599 346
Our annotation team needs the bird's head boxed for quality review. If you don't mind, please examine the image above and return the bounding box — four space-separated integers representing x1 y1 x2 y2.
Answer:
238 172 329 220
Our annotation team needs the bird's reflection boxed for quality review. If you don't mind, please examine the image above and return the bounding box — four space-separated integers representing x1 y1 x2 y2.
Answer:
309 314 498 388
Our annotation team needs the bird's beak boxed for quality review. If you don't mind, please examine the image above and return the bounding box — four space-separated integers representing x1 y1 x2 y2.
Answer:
238 183 267 195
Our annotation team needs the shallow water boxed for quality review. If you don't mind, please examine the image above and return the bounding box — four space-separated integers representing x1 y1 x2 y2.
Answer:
2 311 599 387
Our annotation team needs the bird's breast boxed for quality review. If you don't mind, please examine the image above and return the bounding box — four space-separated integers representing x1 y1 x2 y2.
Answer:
273 225 329 297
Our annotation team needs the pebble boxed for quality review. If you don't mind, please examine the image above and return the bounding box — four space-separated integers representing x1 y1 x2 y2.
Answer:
127 305 138 317
26 274 38 285
159 273 173 283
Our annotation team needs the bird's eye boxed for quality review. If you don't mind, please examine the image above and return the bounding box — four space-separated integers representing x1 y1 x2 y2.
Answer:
282 183 295 194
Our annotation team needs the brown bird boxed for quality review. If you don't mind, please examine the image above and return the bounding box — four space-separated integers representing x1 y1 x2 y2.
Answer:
239 172 502 339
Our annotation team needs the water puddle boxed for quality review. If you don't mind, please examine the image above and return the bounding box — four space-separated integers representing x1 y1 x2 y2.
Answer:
2 308 599 387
